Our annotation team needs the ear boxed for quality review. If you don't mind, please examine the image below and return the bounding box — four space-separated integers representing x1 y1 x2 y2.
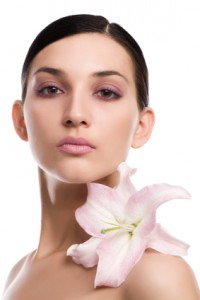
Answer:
132 107 155 148
12 100 28 141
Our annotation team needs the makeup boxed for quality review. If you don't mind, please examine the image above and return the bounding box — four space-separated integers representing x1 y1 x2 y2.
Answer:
57 136 95 155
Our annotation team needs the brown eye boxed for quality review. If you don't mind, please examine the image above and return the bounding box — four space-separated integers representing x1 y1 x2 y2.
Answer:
96 88 121 100
37 85 63 96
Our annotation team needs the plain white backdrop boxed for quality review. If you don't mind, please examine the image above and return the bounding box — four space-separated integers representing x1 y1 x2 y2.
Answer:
0 0 200 295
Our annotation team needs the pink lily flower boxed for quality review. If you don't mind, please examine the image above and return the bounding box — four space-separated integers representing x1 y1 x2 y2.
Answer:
67 163 191 288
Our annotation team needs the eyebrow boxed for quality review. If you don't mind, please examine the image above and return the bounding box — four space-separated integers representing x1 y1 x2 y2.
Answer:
33 67 128 82
92 70 128 82
33 67 65 77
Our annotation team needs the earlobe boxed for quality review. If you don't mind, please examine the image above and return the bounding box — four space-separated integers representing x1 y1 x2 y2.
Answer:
12 100 28 141
132 107 155 148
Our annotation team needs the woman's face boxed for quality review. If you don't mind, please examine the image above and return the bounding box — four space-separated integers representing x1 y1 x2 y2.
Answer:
16 33 152 185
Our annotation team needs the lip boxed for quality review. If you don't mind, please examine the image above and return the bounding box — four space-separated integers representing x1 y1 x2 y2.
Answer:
57 136 95 155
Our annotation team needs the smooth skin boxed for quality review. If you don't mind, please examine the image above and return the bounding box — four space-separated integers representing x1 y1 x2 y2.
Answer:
3 33 200 299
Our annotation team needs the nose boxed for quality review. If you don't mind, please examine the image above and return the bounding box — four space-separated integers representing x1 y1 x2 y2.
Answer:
62 92 91 128
65 116 88 128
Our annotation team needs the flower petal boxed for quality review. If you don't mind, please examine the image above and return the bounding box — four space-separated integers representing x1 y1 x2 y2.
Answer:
67 237 101 267
94 232 146 287
75 163 137 237
147 223 190 256
125 184 191 235
68 163 191 288
131 184 191 212
76 184 125 237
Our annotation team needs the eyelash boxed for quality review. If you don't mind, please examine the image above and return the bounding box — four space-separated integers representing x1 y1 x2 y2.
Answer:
37 85 63 97
95 87 121 100
36 84 121 101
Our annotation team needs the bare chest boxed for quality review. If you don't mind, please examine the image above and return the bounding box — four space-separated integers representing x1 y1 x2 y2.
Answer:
3 256 124 300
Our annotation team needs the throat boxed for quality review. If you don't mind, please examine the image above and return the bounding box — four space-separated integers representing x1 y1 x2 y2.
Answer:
36 169 89 259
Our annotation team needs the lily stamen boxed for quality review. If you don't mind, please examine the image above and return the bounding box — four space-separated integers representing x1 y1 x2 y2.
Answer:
101 219 142 234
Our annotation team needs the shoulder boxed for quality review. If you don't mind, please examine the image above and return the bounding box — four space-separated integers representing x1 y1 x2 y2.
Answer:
3 252 33 293
123 249 200 300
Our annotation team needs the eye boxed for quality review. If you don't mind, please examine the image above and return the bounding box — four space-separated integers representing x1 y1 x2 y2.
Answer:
96 88 121 100
37 85 63 97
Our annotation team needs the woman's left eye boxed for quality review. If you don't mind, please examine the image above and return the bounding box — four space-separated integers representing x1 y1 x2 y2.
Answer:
96 88 121 100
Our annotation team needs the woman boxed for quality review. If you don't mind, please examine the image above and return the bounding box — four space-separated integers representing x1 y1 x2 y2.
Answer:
3 14 200 299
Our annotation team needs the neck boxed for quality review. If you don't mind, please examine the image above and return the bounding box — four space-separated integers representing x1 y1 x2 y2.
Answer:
35 169 89 259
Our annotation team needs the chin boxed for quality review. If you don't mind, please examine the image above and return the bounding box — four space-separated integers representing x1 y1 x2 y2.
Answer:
64 169 119 188
41 159 120 186
51 168 100 184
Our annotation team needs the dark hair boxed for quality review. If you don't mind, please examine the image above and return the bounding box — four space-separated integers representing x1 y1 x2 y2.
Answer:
21 14 149 109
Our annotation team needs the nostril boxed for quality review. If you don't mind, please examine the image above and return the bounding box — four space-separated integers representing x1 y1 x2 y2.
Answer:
65 120 73 127
81 121 87 125
64 118 88 127
64 119 88 128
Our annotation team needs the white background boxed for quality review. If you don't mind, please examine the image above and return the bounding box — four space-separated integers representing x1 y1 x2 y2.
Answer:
0 0 200 295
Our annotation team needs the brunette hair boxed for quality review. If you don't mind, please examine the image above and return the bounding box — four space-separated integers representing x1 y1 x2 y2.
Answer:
21 14 149 109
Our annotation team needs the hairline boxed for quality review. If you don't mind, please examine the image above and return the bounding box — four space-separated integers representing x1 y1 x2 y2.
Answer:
21 31 138 103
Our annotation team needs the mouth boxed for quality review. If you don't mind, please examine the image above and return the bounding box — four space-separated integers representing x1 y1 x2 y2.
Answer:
57 136 95 155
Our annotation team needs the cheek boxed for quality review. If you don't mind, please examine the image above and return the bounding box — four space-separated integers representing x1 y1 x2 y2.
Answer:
116 120 136 156
24 101 57 135
113 109 138 142
102 109 139 158
23 103 56 157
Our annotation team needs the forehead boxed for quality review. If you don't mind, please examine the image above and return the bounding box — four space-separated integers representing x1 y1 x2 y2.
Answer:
29 33 135 81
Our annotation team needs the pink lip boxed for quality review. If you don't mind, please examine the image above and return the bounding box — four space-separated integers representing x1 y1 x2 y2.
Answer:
57 136 95 155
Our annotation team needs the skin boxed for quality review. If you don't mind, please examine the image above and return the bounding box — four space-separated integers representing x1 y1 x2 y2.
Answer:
3 33 199 300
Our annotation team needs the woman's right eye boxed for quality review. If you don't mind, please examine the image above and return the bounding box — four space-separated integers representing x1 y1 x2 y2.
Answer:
37 85 63 97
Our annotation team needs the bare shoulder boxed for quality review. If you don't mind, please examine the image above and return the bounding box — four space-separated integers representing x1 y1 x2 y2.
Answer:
123 249 200 300
3 252 32 293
